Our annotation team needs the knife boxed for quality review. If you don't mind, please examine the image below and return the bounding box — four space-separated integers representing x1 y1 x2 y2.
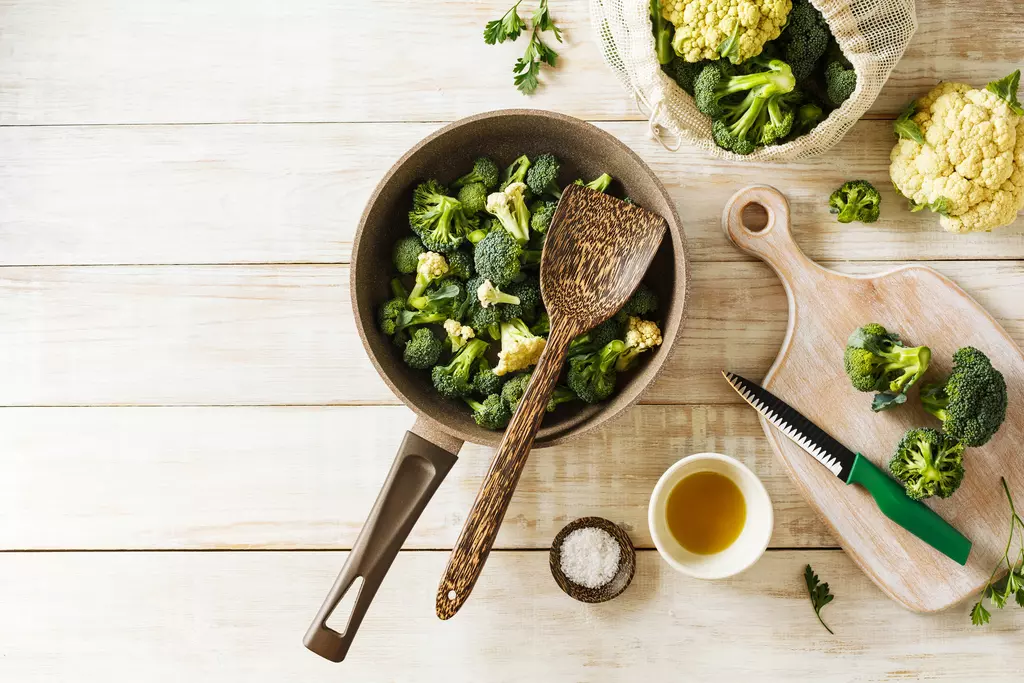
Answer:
723 371 972 565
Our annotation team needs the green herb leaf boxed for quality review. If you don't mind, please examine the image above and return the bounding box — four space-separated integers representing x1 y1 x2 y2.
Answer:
484 1 526 45
1016 588 1024 608
986 69 1024 116
804 564 835 635
513 55 540 95
894 101 925 144
971 601 991 626
871 392 907 412
532 0 563 42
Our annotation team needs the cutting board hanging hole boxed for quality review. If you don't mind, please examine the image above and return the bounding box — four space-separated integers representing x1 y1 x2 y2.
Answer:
741 202 770 233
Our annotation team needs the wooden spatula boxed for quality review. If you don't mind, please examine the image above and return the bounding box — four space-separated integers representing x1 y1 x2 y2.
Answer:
435 183 667 619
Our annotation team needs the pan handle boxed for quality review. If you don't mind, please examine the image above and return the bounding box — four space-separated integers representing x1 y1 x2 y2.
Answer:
303 422 460 662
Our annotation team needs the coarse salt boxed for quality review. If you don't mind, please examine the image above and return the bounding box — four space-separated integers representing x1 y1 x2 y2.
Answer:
559 526 621 589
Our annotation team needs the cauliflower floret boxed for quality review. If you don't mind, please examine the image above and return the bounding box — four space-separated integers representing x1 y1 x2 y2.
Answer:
416 251 449 280
663 0 792 64
494 319 546 376
615 317 664 371
443 319 475 352
890 77 1024 233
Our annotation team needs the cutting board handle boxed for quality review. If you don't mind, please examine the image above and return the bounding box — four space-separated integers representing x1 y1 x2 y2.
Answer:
722 185 823 279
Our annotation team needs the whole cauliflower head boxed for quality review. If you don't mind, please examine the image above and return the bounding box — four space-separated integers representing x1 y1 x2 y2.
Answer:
663 0 791 63
890 79 1024 233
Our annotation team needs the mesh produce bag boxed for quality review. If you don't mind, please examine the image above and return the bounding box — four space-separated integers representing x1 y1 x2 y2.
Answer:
590 0 917 161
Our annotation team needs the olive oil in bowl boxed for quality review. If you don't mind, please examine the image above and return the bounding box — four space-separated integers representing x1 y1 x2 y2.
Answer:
665 471 747 555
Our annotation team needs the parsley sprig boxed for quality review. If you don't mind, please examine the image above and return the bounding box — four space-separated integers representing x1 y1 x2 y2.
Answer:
971 477 1024 626
804 564 835 634
484 0 563 95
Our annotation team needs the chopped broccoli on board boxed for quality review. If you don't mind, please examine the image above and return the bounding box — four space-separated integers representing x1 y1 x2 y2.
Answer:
889 427 966 501
921 347 1007 446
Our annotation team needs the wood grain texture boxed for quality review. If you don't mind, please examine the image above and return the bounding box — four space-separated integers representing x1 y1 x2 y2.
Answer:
0 405 831 550
1 0 1021 125
724 186 1024 613
1 120 1021 267
438 188 669 618
0 550 1020 682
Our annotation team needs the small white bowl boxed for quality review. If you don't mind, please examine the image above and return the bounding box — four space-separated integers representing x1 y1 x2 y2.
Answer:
648 452 773 579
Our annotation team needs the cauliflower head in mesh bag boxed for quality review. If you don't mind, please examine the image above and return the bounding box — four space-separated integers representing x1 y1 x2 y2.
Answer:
662 0 792 64
890 72 1024 234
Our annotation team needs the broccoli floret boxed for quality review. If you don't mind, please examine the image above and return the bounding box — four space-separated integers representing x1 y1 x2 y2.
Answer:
472 358 505 397
452 156 500 191
392 236 425 274
476 278 521 309
403 327 443 370
409 280 464 315
573 173 613 193
530 200 557 234
921 347 1007 447
824 41 856 107
500 372 532 408
778 0 829 82
378 297 407 336
495 318 547 376
393 308 448 338
407 251 449 307
568 340 626 404
546 385 577 412
662 56 708 96
844 323 931 412
457 182 488 216
761 97 795 146
467 302 501 341
829 180 881 224
530 311 550 336
486 186 530 245
889 427 966 501
446 249 474 280
504 275 541 322
790 101 824 138
695 59 796 154
568 318 620 356
408 180 474 253
431 338 489 399
474 227 522 288
464 394 513 430
617 282 659 320
526 153 562 199
500 155 531 191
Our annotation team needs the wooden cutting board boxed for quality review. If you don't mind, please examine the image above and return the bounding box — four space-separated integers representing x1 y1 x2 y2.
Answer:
722 186 1024 613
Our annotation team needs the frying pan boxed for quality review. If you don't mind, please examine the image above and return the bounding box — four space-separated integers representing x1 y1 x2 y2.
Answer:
304 109 689 661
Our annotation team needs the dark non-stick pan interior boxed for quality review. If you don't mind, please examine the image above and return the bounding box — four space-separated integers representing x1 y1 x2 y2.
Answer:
351 110 688 448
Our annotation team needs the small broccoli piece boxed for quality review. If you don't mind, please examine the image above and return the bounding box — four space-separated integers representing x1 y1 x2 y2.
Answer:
494 318 547 376
695 59 796 154
662 56 708 96
390 277 408 300
778 0 829 82
568 318 620 357
500 154 531 191
472 358 505 397
921 347 1007 447
378 297 407 336
474 227 522 288
546 385 577 412
790 101 824 138
889 427 966 501
824 41 856 108
573 173 613 193
618 282 659 320
457 182 488 216
392 236 425 274
526 153 562 199
760 97 795 146
500 372 532 408
407 251 449 307
464 394 512 430
530 311 550 336
651 0 674 65
504 275 541 323
530 200 557 234
829 180 881 224
568 340 626 404
393 308 448 338
431 338 489 399
408 180 474 253
443 318 476 352
452 157 500 191
844 323 931 411
466 217 492 245
467 301 501 340
445 249 474 281
403 327 443 370
408 281 463 315
615 317 664 371
476 278 521 308
486 187 530 245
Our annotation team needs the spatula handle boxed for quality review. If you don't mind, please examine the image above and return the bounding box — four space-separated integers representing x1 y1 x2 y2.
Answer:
847 453 972 566
435 323 574 619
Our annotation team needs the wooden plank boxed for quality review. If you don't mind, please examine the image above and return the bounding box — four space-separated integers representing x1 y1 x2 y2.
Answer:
0 261 1022 406
1 120 1021 267
0 550 1019 681
0 405 830 550
0 0 1021 125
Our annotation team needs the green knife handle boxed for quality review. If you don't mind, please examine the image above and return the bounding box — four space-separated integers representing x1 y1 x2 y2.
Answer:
847 453 972 566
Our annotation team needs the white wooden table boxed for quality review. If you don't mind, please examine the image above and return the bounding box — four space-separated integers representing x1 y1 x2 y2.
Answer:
1 1 1023 680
